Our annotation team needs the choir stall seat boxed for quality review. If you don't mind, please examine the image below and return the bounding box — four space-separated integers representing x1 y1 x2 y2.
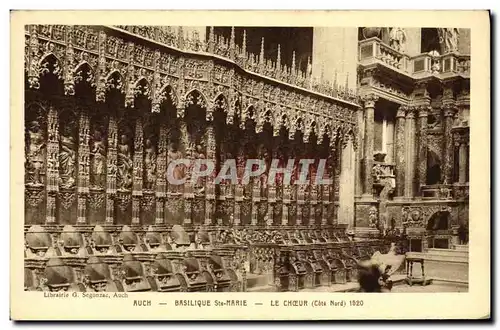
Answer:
179 253 212 292
324 248 347 284
209 249 242 292
288 248 308 291
89 226 123 279
84 256 124 292
312 247 331 286
145 227 172 253
25 225 52 290
43 257 86 292
25 225 58 259
305 247 325 287
147 253 184 292
120 254 152 292
341 247 359 282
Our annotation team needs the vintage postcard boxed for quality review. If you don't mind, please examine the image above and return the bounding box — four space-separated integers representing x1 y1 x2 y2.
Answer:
10 10 490 320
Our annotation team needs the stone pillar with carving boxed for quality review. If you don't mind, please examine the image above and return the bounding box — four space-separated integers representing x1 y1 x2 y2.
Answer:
180 119 192 226
394 106 406 198
46 107 59 224
234 135 247 226
105 117 117 224
131 119 143 225
155 122 167 224
355 107 364 196
77 112 90 224
405 107 417 198
362 94 378 197
443 104 457 184
417 105 429 194
454 127 470 183
204 124 216 225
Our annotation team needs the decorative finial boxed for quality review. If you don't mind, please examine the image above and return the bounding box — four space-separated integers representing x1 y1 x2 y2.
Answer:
259 37 265 64
242 29 247 55
229 26 236 59
177 27 184 49
230 27 235 47
291 51 296 73
277 44 281 69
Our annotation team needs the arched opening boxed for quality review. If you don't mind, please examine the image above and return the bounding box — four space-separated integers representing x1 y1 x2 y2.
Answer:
426 211 450 231
426 148 442 185
426 211 451 249
421 28 441 54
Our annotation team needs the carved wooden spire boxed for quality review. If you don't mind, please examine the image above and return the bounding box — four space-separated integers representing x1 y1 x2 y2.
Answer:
208 26 215 53
229 26 236 60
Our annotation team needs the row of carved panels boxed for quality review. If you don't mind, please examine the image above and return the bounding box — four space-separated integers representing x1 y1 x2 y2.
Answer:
25 191 338 227
355 202 468 229
24 25 358 139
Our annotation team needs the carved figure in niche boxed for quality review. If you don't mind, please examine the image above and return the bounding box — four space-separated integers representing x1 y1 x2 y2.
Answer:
372 164 383 183
389 27 407 53
117 134 133 190
368 206 378 228
167 142 184 193
26 120 46 186
143 137 157 191
236 148 246 184
194 144 205 193
438 28 460 54
90 127 106 189
59 125 76 189
428 50 441 73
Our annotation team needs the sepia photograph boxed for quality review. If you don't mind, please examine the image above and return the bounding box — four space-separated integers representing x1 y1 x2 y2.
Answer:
10 10 490 320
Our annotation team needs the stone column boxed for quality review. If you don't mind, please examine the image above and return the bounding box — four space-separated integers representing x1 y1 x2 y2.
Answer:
204 125 216 225
394 106 406 198
418 106 429 194
355 107 364 196
459 142 468 183
46 106 59 224
179 120 192 226
456 128 469 184
77 112 90 224
443 104 457 184
131 118 143 225
362 94 378 197
155 122 167 224
339 138 355 228
405 107 417 198
105 117 118 224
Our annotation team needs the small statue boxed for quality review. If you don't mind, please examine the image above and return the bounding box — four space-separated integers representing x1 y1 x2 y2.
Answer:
90 128 106 188
389 27 407 53
59 126 76 189
438 28 460 54
167 142 184 192
143 138 157 190
117 134 133 190
26 121 46 186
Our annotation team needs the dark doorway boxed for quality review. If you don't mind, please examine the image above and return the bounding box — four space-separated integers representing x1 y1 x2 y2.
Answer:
426 149 442 185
